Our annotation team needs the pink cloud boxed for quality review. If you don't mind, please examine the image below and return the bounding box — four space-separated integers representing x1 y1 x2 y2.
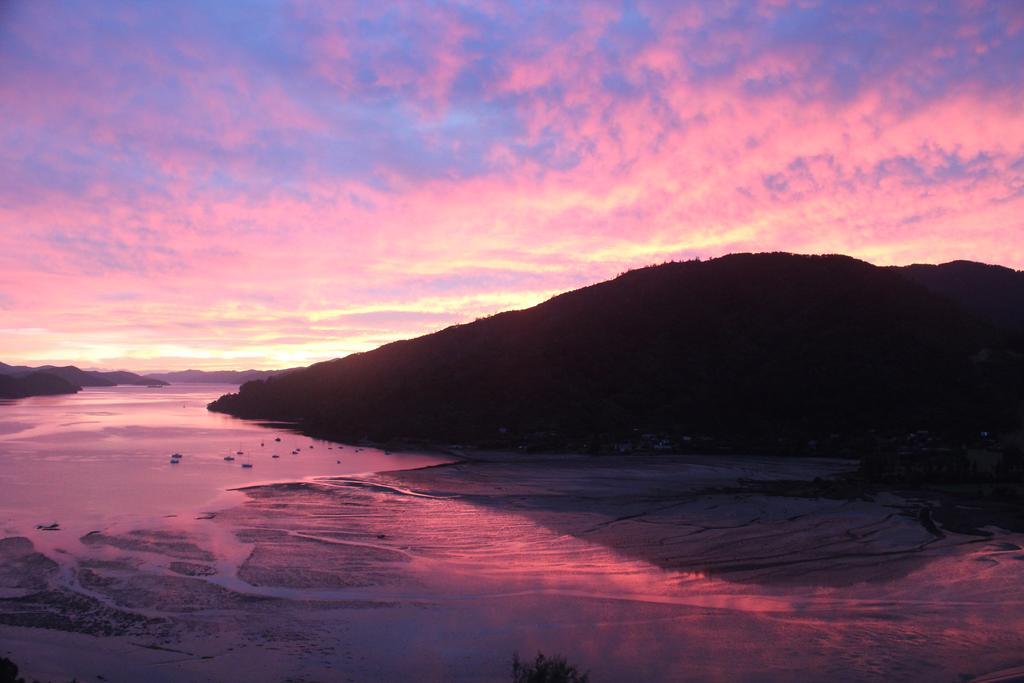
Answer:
0 1 1021 369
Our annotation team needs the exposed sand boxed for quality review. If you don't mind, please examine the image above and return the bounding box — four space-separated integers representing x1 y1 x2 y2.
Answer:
2 453 1023 682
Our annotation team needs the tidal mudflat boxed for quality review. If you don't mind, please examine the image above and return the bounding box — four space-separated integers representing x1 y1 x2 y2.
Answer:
3 449 1023 682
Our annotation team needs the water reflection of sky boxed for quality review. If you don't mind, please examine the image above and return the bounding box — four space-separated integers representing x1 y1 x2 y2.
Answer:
0 385 448 532
185 473 1024 681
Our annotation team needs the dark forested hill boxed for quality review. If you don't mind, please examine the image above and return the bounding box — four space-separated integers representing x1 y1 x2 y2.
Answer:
0 372 80 399
209 253 1024 445
896 261 1024 334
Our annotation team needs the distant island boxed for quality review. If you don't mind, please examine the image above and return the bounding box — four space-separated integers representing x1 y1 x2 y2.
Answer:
209 252 1024 473
0 363 167 399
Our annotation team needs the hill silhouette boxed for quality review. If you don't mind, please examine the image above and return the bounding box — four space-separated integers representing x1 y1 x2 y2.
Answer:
0 364 167 388
96 370 167 386
209 253 1023 446
0 362 33 374
896 260 1024 334
144 368 299 384
30 366 116 387
0 372 80 399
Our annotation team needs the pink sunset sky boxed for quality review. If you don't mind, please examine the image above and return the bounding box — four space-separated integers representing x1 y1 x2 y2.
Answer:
1 1 1022 371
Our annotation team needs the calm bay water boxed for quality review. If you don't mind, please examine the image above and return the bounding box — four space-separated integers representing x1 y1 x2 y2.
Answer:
0 384 447 533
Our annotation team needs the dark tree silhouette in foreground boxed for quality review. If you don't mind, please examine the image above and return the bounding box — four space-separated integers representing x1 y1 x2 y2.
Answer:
0 658 24 683
512 652 590 683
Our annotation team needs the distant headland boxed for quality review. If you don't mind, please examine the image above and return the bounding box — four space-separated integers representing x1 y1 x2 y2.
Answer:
208 252 1024 473
0 363 166 399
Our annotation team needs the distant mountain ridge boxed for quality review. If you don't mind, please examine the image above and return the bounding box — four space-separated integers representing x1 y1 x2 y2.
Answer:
0 362 299 401
30 365 116 387
0 363 167 397
94 370 168 386
144 368 301 384
10 365 166 387
209 253 1024 447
